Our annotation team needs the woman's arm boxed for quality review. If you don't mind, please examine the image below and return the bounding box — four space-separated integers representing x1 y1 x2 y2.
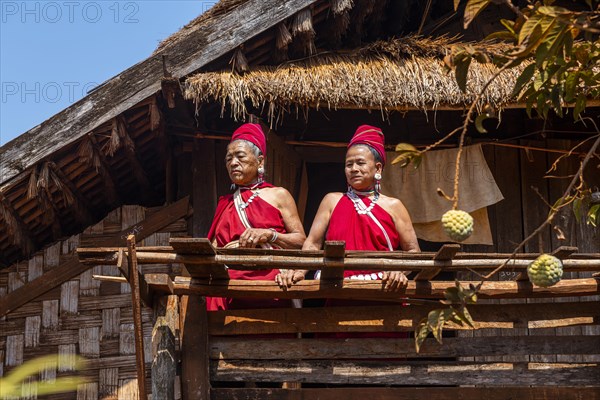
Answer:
276 193 342 288
379 196 421 291
238 187 306 248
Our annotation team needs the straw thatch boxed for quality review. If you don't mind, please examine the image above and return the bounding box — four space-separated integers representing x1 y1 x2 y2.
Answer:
183 36 524 123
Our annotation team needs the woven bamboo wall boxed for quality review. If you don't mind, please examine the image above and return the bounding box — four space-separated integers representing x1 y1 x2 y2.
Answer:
0 204 186 399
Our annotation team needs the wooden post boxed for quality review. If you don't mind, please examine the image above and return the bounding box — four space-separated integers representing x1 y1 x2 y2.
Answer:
180 138 217 400
127 235 148 399
152 295 179 400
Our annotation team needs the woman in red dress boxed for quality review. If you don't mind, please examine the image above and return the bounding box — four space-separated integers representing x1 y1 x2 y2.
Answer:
207 123 306 310
277 124 420 291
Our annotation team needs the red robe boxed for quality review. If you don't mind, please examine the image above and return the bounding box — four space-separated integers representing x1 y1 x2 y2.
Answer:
324 194 405 338
207 182 290 311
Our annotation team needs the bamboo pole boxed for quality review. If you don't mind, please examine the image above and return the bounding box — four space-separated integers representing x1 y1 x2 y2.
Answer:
79 250 600 272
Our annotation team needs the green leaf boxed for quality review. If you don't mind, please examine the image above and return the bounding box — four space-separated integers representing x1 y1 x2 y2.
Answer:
455 306 476 328
565 72 579 102
395 143 418 153
512 63 536 97
500 18 516 35
485 31 517 41
415 319 430 353
587 204 600 227
464 0 491 29
519 13 543 45
573 94 586 120
475 112 491 133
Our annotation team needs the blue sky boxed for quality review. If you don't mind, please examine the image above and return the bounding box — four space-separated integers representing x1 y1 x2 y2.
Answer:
0 0 213 145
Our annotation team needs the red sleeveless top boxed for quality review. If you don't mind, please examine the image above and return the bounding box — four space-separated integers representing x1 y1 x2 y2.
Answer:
207 182 289 310
326 194 401 278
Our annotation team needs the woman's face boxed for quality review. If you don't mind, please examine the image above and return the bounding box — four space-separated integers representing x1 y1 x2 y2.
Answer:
345 145 382 191
225 141 264 186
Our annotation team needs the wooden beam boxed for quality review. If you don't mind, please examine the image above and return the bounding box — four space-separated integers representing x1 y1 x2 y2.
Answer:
170 277 600 300
115 117 156 200
126 235 148 400
553 246 579 258
88 134 120 208
210 387 600 400
211 360 600 385
207 301 600 335
87 251 600 272
180 138 216 400
415 244 460 281
0 192 36 256
320 241 345 286
210 335 600 360
37 184 64 241
0 256 86 317
0 0 319 188
152 295 178 400
170 238 228 280
78 196 189 248
47 161 95 225
1 200 188 317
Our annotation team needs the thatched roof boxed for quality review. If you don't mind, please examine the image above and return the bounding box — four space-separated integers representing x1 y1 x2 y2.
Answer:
184 36 524 123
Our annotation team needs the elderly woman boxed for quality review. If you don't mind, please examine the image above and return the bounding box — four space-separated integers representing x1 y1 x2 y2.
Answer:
207 123 306 310
277 124 420 291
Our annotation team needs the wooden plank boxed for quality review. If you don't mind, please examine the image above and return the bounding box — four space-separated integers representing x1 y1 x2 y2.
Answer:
210 387 600 400
170 277 600 300
91 251 600 271
0 0 319 187
415 244 460 281
209 336 600 360
79 196 189 247
211 360 600 385
170 237 216 255
126 235 148 400
152 296 178 400
207 302 600 335
0 198 189 317
180 138 215 400
320 241 345 285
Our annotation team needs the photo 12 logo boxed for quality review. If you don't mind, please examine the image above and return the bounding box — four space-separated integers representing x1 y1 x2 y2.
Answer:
1 82 99 104
1 2 140 24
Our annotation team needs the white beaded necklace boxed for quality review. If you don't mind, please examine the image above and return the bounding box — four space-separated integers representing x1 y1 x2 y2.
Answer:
237 181 262 210
346 187 380 214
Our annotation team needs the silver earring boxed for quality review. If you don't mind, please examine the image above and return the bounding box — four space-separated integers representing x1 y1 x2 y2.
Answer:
374 173 382 180
258 166 265 175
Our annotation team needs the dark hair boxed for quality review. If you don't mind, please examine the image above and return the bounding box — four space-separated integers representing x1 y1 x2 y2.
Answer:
349 144 382 164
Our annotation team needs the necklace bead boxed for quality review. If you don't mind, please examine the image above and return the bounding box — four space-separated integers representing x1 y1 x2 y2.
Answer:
347 187 379 214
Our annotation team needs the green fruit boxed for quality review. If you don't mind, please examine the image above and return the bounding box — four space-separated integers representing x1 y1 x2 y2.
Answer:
527 254 563 288
441 210 474 242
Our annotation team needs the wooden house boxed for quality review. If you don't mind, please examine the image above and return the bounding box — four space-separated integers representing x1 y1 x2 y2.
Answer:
1 0 599 399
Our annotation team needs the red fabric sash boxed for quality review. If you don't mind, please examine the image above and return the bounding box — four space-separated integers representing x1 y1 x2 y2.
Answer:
326 194 400 278
207 182 288 311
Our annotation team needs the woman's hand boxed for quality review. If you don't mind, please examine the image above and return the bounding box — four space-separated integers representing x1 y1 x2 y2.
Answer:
381 271 408 292
275 269 307 289
238 228 275 248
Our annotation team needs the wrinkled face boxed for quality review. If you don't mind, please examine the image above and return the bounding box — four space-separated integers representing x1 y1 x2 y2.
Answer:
225 141 264 186
345 145 382 191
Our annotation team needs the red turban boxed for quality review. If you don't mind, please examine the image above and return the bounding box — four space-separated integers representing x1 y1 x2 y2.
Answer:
348 125 386 166
231 123 267 155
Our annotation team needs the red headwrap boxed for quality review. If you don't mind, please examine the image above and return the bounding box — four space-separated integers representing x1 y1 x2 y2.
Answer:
348 125 386 166
231 123 267 155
